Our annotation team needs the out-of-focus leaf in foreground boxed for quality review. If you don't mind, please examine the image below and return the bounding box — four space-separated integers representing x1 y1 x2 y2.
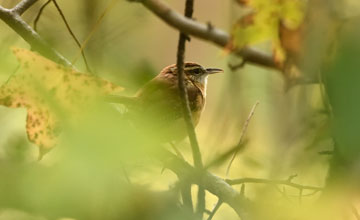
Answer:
0 48 123 157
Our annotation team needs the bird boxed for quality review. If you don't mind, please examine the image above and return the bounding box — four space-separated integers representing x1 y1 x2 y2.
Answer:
107 62 223 142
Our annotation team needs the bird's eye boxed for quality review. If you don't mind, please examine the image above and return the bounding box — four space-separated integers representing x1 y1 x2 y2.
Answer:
193 69 201 75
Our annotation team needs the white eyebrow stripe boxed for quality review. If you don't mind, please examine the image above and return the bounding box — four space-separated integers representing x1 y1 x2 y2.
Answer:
185 66 202 71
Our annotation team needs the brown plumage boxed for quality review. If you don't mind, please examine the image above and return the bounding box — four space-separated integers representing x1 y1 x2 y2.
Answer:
108 62 223 142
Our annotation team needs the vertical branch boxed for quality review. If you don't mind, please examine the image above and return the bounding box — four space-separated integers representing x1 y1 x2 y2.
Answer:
176 0 202 178
175 0 205 217
180 183 193 210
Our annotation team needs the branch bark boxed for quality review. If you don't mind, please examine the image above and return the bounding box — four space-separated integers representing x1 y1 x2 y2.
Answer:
129 0 279 70
226 177 323 191
0 2 73 67
175 0 203 177
175 0 205 217
162 151 252 220
13 0 39 15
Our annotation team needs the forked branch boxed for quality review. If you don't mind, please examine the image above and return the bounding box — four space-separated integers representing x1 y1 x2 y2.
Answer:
13 0 39 15
162 150 252 220
0 1 72 67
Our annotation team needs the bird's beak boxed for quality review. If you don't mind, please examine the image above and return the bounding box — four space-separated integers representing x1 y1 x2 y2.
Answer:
206 68 223 74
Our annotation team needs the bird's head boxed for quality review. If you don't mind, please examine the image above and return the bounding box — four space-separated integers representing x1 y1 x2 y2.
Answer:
161 62 223 86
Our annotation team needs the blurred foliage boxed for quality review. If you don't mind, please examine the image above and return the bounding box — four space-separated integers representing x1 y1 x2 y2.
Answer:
0 0 359 219
324 17 360 188
230 0 305 64
0 48 123 156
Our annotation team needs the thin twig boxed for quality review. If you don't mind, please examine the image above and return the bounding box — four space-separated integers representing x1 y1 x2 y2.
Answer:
228 60 246 71
207 199 223 220
175 0 205 217
33 0 51 31
298 188 303 204
160 143 185 174
226 177 323 191
51 0 92 73
12 0 38 15
170 142 185 160
276 187 320 197
205 140 247 169
275 183 320 200
287 174 298 181
176 36 203 167
226 101 259 176
176 0 202 167
275 186 292 201
72 0 118 65
180 182 193 211
240 184 245 196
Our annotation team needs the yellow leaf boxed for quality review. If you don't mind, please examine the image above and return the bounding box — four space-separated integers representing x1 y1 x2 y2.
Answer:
0 48 123 157
280 0 306 29
231 0 305 59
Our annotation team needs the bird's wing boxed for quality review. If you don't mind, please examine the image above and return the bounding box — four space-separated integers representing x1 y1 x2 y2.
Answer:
136 75 204 126
136 75 182 123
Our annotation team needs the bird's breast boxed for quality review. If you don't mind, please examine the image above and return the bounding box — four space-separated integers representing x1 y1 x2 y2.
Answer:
187 85 205 126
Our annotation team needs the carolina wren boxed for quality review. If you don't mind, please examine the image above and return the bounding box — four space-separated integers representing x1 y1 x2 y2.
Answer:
108 62 223 141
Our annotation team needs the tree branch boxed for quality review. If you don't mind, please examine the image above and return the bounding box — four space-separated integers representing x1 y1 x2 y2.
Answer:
0 2 73 67
128 0 279 70
176 0 203 170
175 0 205 217
226 177 323 192
12 0 39 15
162 151 252 220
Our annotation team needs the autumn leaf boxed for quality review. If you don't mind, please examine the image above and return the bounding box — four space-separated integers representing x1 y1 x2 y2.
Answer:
0 48 123 158
277 21 304 66
236 0 251 6
231 0 306 66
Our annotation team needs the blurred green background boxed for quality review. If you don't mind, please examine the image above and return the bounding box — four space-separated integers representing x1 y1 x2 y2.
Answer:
0 0 360 219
